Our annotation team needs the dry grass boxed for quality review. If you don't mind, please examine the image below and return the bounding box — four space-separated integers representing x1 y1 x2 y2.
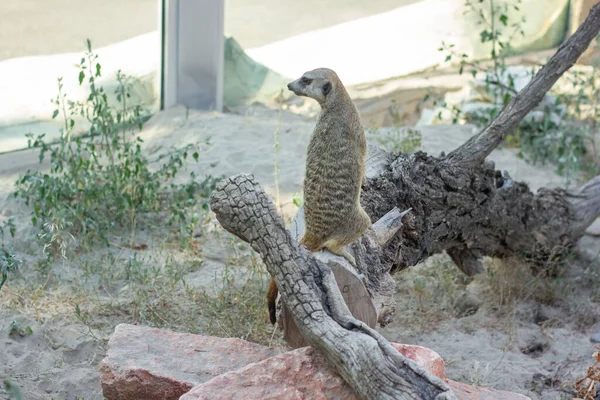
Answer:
0 213 283 348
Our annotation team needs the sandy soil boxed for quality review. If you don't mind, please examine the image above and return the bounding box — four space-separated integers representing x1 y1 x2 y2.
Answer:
1 104 599 399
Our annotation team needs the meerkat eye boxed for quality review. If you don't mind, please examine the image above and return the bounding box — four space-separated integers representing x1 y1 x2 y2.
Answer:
322 82 332 95
300 77 311 85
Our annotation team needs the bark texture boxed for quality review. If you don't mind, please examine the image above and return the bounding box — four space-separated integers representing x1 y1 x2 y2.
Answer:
210 175 456 400
208 5 600 399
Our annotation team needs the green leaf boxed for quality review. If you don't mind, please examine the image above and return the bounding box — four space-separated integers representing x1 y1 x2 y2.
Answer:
78 71 85 85
193 152 199 162
499 14 508 26
52 110 59 119
96 63 102 77
3 378 23 400
445 55 452 62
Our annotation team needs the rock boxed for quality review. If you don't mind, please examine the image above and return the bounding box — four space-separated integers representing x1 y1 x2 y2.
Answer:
474 66 537 96
461 102 500 115
179 346 357 400
99 324 281 400
454 292 482 318
183 343 529 400
517 328 551 356
100 324 530 399
590 332 600 344
585 218 600 237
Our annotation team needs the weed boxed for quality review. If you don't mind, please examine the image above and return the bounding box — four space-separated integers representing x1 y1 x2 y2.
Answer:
371 127 422 154
0 218 21 291
292 189 304 208
1 374 23 400
437 0 599 183
413 277 427 313
199 251 276 345
8 320 33 338
14 39 220 250
478 256 570 318
440 0 525 107
460 350 507 387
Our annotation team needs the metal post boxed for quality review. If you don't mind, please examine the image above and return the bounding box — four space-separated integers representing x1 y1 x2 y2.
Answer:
161 0 224 112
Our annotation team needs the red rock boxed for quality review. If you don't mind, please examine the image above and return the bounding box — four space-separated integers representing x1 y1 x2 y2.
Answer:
179 346 354 400
182 343 530 400
448 380 530 400
99 324 281 400
100 324 530 400
392 343 448 381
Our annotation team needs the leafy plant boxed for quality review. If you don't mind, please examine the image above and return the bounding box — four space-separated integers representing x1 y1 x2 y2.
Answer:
440 0 525 108
370 100 423 154
199 251 275 345
0 217 21 290
1 374 23 400
14 39 220 249
436 0 599 183
8 320 33 337
413 277 427 313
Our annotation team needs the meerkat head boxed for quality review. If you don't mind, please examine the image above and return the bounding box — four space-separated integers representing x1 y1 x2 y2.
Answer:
287 68 342 107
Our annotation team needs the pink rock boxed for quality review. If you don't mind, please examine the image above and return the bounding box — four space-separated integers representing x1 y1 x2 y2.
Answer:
179 346 354 400
391 343 448 381
181 343 530 400
100 324 281 400
100 324 530 400
448 380 531 400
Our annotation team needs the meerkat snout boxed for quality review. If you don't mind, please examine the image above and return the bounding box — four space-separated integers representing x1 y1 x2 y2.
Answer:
287 68 339 105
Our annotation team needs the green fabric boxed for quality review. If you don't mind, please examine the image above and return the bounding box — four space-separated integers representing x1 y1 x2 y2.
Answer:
223 37 291 107
464 0 569 59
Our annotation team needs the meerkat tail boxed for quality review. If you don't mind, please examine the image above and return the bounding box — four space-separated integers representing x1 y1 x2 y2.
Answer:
266 278 278 325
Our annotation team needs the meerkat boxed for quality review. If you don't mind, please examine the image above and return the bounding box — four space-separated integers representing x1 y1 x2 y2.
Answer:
266 68 371 325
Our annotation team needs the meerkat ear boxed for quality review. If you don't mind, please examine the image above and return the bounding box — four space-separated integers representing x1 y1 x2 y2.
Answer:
322 81 332 96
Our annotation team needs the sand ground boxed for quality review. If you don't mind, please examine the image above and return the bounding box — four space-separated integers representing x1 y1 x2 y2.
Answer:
0 103 599 399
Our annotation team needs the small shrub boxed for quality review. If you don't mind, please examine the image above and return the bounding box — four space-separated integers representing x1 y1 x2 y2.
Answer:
437 0 599 182
372 127 422 154
14 39 221 249
1 374 23 400
0 217 21 290
199 251 275 345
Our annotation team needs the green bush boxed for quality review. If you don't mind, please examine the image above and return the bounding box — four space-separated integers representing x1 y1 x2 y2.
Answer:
14 40 221 250
437 0 599 182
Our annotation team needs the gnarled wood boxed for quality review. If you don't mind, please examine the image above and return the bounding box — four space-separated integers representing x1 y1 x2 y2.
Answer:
280 205 410 348
209 174 457 400
208 7 600 399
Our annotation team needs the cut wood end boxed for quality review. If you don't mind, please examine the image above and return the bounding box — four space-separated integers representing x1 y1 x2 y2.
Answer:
371 207 413 247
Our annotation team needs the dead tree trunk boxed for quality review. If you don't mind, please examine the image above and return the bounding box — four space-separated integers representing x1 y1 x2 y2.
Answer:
209 5 600 399
210 175 456 400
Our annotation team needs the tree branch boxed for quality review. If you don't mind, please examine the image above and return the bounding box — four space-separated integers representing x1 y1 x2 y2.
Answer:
209 174 457 400
446 3 600 166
